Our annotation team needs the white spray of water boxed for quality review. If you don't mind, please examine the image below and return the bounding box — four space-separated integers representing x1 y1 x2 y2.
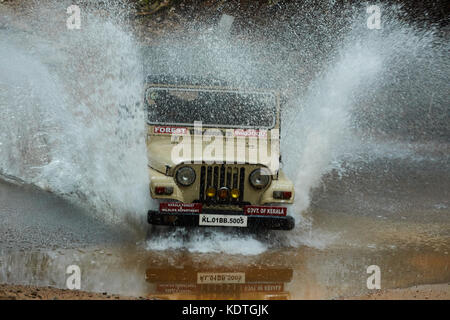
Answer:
282 10 448 231
0 4 150 229
146 228 268 255
283 42 382 219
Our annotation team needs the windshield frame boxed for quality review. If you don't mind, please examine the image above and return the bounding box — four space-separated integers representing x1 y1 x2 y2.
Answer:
145 84 279 130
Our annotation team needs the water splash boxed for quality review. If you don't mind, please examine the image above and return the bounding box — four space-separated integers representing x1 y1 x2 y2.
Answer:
282 5 449 223
146 228 268 255
283 41 382 217
0 2 150 229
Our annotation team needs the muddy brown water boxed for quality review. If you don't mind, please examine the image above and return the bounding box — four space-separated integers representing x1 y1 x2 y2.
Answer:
0 157 449 299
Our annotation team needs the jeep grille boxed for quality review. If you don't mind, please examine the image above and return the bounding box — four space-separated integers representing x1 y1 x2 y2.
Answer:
198 165 246 205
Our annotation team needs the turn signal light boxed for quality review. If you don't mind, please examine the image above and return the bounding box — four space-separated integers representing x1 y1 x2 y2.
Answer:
155 186 173 195
206 187 216 198
273 191 292 200
230 188 240 199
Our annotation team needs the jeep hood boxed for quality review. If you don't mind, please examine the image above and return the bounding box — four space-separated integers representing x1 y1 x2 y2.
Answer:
147 136 279 175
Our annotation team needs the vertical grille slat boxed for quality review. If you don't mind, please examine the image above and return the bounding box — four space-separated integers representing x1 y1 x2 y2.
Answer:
232 169 238 188
226 167 232 189
207 166 212 187
239 167 245 202
220 166 225 187
199 166 206 200
213 166 219 190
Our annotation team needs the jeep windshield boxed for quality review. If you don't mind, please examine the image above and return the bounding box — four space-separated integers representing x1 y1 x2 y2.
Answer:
146 87 277 128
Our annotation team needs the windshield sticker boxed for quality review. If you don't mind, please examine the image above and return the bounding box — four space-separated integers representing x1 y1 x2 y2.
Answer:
154 126 188 135
234 129 267 137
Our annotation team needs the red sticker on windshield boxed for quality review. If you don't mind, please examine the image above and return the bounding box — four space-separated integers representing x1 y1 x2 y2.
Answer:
234 129 267 137
154 126 188 135
244 205 286 216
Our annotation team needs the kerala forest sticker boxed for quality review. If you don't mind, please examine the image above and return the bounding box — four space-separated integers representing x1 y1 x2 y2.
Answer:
154 126 188 135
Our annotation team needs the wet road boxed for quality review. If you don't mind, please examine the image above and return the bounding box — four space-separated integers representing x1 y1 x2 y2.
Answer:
0 237 448 299
0 179 138 250
0 156 449 299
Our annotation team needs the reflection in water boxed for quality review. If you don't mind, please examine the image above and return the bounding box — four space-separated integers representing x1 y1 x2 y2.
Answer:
145 264 293 300
0 243 448 299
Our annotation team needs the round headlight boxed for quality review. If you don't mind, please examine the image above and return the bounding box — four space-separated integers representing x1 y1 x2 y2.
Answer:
249 168 271 189
176 166 196 186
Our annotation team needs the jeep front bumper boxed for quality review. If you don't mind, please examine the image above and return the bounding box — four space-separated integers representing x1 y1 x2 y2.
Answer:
147 209 295 231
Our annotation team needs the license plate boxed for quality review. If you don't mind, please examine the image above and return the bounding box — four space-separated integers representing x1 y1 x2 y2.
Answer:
244 205 287 216
199 214 248 227
197 272 246 284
